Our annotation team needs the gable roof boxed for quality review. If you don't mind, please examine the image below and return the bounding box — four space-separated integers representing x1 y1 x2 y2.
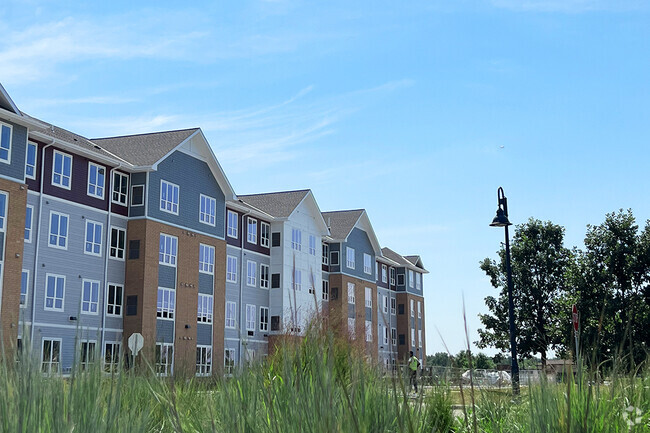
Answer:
405 255 426 270
91 128 199 167
382 247 429 273
322 209 364 240
0 83 20 115
238 189 311 218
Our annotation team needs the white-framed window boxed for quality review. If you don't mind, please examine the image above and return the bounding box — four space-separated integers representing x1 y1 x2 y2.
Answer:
247 217 257 244
322 280 329 301
246 348 256 363
390 297 396 315
156 288 176 319
260 264 269 289
383 294 389 314
348 317 356 338
41 338 61 374
411 329 416 348
109 227 126 260
364 253 372 274
0 191 6 231
87 162 105 199
20 270 28 306
260 222 270 248
160 179 179 215
226 255 238 283
391 328 397 346
52 150 72 189
227 210 238 238
131 185 145 207
330 251 339 266
309 235 316 255
24 205 33 243
347 282 355 305
44 274 65 311
224 349 235 374
199 244 215 274
84 220 103 256
104 342 120 374
106 284 123 316
383 326 389 345
397 273 405 286
417 301 422 319
346 247 355 269
322 244 329 265
246 304 256 331
159 233 178 266
410 299 414 317
259 307 269 332
381 265 387 283
81 279 100 315
196 345 212 377
409 270 414 288
390 268 396 285
225 301 236 328
80 340 97 371
247 260 257 287
365 287 372 308
112 172 129 205
25 141 37 179
291 228 301 251
155 343 174 376
48 211 69 249
197 294 213 324
0 121 11 163
365 320 372 342
418 329 422 347
416 273 422 290
293 269 302 291
199 194 216 226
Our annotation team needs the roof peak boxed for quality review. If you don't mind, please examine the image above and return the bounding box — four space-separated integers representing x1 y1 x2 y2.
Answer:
322 209 365 214
92 127 199 141
239 188 310 197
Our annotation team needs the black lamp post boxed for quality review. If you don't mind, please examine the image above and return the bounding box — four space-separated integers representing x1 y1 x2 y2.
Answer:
490 187 520 395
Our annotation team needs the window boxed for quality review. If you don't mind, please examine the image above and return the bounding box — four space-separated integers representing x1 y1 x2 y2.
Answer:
418 330 422 347
364 253 372 274
52 150 72 189
112 172 129 205
0 192 6 231
44 274 65 311
384 326 389 345
110 227 126 260
25 141 37 179
330 251 339 266
410 299 414 317
155 343 173 376
397 273 405 286
246 348 255 363
197 294 213 324
383 295 389 314
246 260 257 287
293 269 301 291
411 329 415 347
365 320 372 342
390 268 396 285
375 262 378 279
347 282 355 304
199 194 216 226
226 256 238 283
346 247 355 269
196 345 212 377
409 270 414 288
247 217 257 244
225 301 236 328
322 244 329 265
271 232 281 247
260 222 270 248
41 338 61 374
309 235 316 255
224 349 235 374
20 270 28 306
159 180 178 214
80 341 97 371
104 342 120 373
382 265 387 283
159 234 178 266
156 288 176 319
291 228 301 251
416 273 422 290
259 307 269 332
107 284 123 316
87 162 105 199
260 264 269 289
365 287 372 308
81 279 100 315
417 301 422 319
322 280 329 301
246 304 256 331
84 220 103 256
391 328 397 346
131 185 145 206
398 303 405 315
271 274 280 289
48 211 69 249
199 244 215 274
24 205 33 242
126 295 137 316
390 298 396 315
129 240 140 259
227 210 238 238
0 122 11 163
348 317 355 338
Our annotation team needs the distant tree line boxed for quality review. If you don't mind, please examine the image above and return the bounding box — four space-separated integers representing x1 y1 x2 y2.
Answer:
478 209 650 371
426 351 539 370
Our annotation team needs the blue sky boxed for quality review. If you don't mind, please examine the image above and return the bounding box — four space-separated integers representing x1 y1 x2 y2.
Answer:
2 0 649 356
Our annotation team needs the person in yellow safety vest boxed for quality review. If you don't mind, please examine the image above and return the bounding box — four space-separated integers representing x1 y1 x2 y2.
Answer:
408 351 421 393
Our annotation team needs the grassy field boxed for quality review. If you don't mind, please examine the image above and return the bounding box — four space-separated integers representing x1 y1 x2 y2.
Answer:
0 331 647 432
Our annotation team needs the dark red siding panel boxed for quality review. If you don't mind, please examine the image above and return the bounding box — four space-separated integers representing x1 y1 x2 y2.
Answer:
242 215 270 256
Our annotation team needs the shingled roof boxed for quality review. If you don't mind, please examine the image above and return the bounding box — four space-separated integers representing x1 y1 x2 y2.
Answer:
382 247 429 273
92 128 199 166
322 209 364 240
238 189 310 218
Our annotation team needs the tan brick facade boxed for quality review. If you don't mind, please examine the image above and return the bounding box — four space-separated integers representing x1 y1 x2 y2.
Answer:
396 292 425 364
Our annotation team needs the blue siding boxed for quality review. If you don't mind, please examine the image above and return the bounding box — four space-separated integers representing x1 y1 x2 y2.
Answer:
148 151 225 237
328 242 341 273
341 228 375 282
158 265 175 288
196 323 212 345
0 120 27 181
156 320 174 343
199 273 213 295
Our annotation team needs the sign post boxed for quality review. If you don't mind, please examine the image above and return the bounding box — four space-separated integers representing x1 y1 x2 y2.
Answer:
128 332 144 370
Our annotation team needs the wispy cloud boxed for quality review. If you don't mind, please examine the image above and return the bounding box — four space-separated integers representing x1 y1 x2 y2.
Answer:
490 0 649 12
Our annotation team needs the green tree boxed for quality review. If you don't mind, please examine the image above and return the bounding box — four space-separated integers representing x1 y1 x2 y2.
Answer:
426 352 452 367
478 218 573 368
474 353 496 370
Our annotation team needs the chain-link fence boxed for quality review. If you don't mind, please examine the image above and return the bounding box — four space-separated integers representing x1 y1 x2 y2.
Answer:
415 366 542 387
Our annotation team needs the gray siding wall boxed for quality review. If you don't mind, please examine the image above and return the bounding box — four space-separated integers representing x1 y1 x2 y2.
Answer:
158 265 176 288
198 273 213 295
341 228 375 282
0 120 27 181
156 319 174 343
377 287 397 359
197 323 212 345
148 151 225 238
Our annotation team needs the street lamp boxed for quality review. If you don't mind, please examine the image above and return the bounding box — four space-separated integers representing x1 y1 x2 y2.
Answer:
490 187 520 396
